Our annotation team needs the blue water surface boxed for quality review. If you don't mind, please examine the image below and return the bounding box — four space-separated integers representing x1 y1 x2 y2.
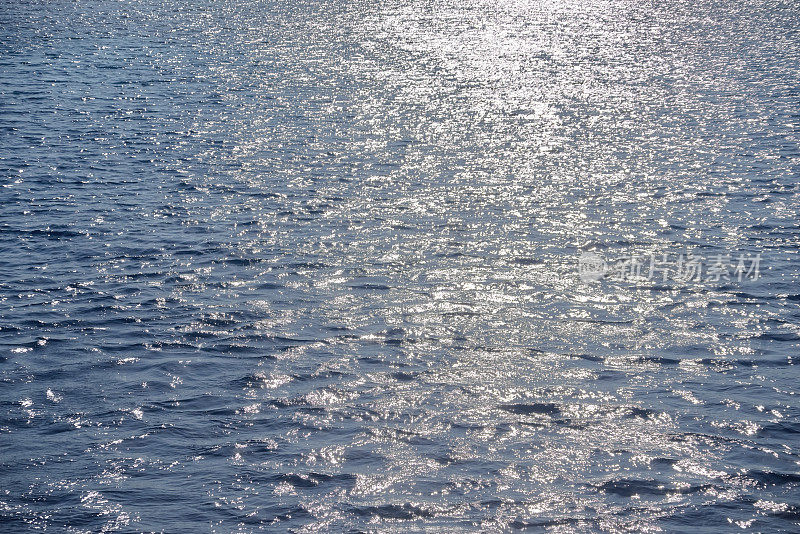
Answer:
1 0 799 531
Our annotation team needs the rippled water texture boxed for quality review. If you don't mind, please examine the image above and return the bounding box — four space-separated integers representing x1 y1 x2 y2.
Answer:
1 0 800 531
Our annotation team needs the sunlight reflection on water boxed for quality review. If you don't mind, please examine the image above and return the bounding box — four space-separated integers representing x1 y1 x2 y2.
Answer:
0 0 799 531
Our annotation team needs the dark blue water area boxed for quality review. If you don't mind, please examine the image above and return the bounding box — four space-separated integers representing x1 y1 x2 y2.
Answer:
1 0 799 531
